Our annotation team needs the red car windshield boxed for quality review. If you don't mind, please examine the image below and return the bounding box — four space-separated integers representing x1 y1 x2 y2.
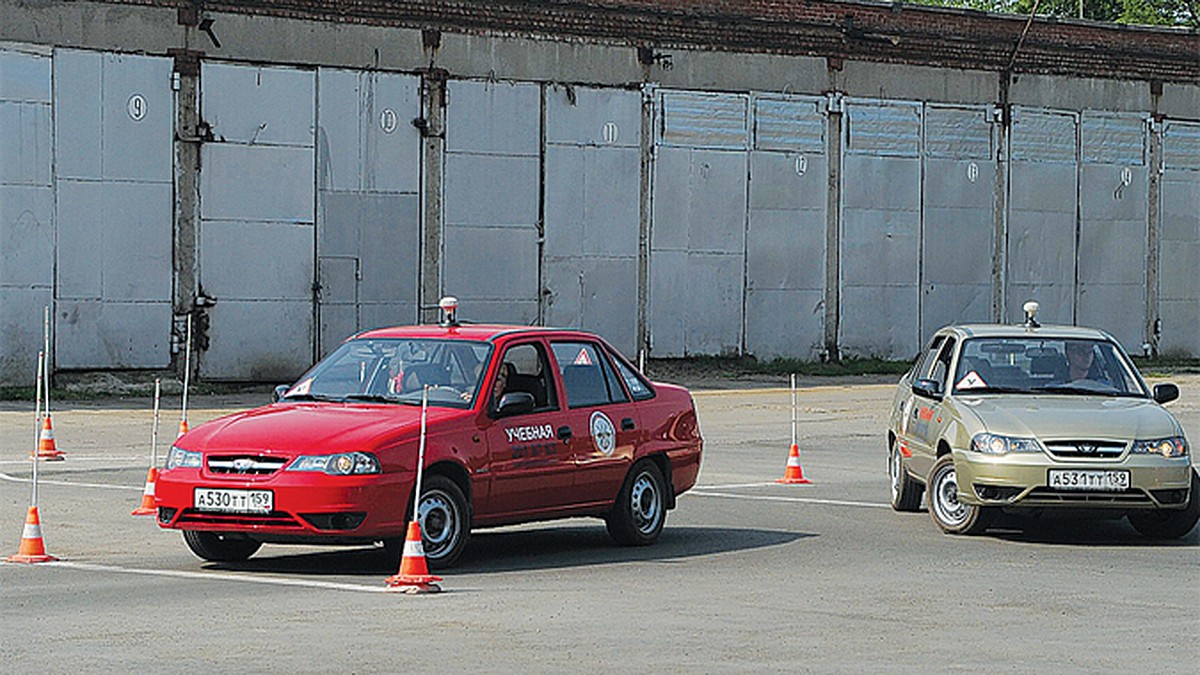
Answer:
283 338 493 408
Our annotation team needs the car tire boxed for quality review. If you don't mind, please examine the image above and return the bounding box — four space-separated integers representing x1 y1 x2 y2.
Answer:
1128 468 1200 540
927 454 992 535
889 443 924 512
606 460 667 546
182 530 262 562
414 474 470 569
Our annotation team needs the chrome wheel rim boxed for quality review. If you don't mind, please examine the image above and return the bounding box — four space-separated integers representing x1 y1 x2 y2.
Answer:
932 463 969 527
630 472 662 535
418 489 459 558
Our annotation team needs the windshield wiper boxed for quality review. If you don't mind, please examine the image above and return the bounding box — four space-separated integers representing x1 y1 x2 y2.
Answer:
342 394 402 404
1032 385 1120 396
956 386 1030 395
280 393 340 402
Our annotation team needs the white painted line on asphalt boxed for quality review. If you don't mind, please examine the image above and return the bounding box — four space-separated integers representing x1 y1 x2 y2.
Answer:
694 481 778 490
684 490 890 509
0 456 145 466
0 471 141 492
35 561 389 594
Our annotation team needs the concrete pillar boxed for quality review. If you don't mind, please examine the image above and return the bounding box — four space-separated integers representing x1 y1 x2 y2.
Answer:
637 85 655 360
1146 82 1164 356
823 92 843 361
992 74 1011 323
418 68 447 324
171 49 202 378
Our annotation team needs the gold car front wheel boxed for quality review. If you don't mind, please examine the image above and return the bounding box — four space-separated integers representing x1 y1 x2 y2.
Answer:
928 455 992 535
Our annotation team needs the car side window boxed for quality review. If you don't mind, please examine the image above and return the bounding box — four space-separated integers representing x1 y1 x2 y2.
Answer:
552 342 630 408
611 353 655 401
928 338 957 391
914 336 945 379
494 342 558 413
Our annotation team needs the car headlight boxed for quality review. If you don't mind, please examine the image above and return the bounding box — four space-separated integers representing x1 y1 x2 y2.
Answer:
165 446 202 470
971 433 1043 455
1131 436 1189 459
286 452 381 475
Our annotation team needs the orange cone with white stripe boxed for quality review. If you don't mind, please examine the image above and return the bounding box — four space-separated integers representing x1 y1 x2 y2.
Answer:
6 506 58 563
131 467 159 516
33 415 65 461
775 442 812 484
385 521 442 593
177 419 189 438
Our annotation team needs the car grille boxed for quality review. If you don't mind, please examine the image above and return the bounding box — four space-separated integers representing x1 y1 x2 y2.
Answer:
1023 487 1154 506
207 455 289 475
173 509 303 529
1042 440 1127 459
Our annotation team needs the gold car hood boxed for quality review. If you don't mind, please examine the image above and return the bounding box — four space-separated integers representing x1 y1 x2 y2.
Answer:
954 395 1180 441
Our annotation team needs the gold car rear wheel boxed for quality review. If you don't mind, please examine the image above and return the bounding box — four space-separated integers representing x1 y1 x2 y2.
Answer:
889 444 923 512
928 455 992 535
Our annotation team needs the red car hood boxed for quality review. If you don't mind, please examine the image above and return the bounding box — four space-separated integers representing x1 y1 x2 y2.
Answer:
178 402 468 455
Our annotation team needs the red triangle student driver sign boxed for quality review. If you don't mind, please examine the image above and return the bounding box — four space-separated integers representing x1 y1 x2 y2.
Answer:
573 348 592 366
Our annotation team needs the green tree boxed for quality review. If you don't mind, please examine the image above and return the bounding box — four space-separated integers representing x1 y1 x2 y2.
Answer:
904 0 1198 27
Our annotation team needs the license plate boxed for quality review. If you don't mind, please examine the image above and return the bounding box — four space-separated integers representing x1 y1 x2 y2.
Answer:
1047 470 1130 492
193 488 273 513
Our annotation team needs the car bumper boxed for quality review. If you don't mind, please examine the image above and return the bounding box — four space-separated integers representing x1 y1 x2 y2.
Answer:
155 468 412 539
953 451 1193 510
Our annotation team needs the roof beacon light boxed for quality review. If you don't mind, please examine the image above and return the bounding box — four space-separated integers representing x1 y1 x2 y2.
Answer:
439 296 460 327
1022 300 1040 329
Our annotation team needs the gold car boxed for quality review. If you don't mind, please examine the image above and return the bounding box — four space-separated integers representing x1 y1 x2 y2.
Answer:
887 305 1198 539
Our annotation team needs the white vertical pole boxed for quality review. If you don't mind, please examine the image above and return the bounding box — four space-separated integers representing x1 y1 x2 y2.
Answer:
151 379 162 467
32 351 44 508
411 385 429 522
42 306 51 419
181 313 193 428
790 373 797 448
639 349 646 374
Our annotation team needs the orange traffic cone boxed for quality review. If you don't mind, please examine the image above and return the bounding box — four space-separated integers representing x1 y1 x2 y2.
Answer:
775 443 812 484
385 521 442 593
33 415 65 461
6 506 58 563
177 419 189 438
131 467 159 516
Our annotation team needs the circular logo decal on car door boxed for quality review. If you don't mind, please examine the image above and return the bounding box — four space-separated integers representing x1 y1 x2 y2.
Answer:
590 411 616 456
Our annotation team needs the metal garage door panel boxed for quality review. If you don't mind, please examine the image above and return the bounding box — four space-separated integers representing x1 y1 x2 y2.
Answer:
754 95 825 153
0 287 52 384
1 47 51 101
840 286 920 359
746 202 825 292
444 153 540 226
52 50 101 179
1077 114 1147 348
201 221 314 301
659 91 748 149
1159 121 1200 356
653 148 747 253
847 101 920 157
316 68 360 193
543 257 638 355
922 105 994 338
684 253 745 355
446 80 540 155
0 185 53 287
356 193 420 303
317 256 357 352
1007 109 1078 326
0 101 51 186
101 182 172 301
443 226 540 323
55 180 102 298
648 249 687 357
543 85 641 355
101 53 172 182
318 69 421 194
202 62 313 146
201 144 314 223
202 301 313 381
546 84 640 148
745 289 825 359
544 144 640 258
56 300 172 368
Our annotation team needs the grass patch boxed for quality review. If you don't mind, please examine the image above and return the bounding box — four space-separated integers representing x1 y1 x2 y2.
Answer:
746 356 912 377
1131 356 1200 378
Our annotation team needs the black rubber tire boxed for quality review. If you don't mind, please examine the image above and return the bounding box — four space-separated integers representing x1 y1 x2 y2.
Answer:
182 530 262 562
1128 468 1200 540
413 474 471 569
606 460 668 546
927 454 992 535
889 442 924 512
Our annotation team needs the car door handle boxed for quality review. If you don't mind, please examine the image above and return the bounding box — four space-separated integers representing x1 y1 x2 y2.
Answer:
557 426 572 441
621 418 635 431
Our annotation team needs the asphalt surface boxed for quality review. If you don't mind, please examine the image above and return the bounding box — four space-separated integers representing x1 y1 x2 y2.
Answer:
2 376 1198 672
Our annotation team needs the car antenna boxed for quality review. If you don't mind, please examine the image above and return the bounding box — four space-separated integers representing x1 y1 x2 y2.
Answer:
1022 300 1040 329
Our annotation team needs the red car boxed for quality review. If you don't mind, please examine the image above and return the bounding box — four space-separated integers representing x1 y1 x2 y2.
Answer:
156 302 703 568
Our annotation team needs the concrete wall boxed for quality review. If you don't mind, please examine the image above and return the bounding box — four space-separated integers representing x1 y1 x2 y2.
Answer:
1 0 1198 383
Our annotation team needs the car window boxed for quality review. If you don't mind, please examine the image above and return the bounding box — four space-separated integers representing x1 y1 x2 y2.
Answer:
913 336 945 379
953 337 1146 396
928 337 957 391
611 354 655 401
552 342 631 408
493 342 558 413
